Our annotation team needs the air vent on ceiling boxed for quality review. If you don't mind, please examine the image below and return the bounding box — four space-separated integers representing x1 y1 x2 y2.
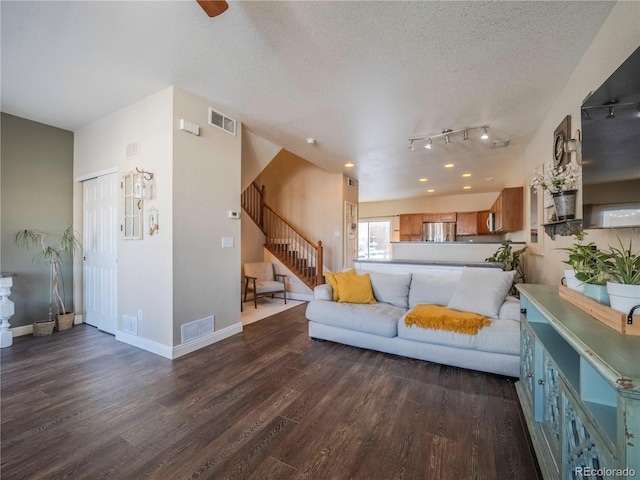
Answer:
492 139 510 148
347 177 356 188
208 107 236 136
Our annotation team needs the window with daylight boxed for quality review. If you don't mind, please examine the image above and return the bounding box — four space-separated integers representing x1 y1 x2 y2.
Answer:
358 221 391 259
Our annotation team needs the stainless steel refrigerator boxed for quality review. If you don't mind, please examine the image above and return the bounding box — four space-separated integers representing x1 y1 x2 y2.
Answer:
422 222 456 242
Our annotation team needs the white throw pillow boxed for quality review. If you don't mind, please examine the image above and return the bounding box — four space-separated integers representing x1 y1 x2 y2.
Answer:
447 267 516 318
368 272 412 309
408 273 461 308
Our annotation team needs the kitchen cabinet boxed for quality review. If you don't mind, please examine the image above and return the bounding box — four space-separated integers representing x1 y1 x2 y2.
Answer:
456 212 478 236
517 285 639 480
477 210 492 235
491 187 523 233
423 212 457 223
399 214 423 241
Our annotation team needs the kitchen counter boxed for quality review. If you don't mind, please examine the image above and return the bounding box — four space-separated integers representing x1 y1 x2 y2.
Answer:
356 258 502 268
390 241 525 264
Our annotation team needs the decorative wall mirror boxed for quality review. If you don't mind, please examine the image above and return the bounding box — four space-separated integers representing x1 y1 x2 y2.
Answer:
122 171 143 240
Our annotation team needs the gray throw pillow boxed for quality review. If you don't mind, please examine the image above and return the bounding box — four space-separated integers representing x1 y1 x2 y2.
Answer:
408 273 461 308
368 272 412 309
447 267 516 318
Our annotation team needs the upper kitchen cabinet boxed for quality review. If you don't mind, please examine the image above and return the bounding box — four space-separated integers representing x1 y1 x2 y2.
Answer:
399 214 424 241
491 187 523 233
456 212 478 236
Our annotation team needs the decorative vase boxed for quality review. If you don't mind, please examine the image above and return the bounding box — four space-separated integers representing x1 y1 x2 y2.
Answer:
606 282 640 315
564 269 584 294
552 190 577 221
583 283 610 306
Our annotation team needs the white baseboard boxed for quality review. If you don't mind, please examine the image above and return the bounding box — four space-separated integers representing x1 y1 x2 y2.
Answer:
288 292 313 302
116 322 244 360
10 324 33 337
172 322 243 359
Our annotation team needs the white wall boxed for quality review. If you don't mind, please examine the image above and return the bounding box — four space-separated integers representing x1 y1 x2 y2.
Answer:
74 86 243 355
74 87 175 348
523 2 640 286
172 87 242 344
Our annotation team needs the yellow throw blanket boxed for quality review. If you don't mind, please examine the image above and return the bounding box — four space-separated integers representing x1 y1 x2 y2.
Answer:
405 304 491 335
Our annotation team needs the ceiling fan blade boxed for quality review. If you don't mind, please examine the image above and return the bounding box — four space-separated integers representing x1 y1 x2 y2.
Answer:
196 0 229 18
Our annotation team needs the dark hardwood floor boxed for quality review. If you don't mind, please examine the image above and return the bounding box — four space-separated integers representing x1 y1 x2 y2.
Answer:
1 304 541 479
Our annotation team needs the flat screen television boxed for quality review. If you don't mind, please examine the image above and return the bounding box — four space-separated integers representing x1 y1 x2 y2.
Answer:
581 46 640 228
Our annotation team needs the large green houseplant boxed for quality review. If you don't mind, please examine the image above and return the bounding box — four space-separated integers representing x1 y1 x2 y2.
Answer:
485 242 527 296
15 225 81 331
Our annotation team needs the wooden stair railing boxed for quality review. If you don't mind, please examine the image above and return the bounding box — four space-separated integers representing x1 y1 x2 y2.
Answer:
242 182 324 288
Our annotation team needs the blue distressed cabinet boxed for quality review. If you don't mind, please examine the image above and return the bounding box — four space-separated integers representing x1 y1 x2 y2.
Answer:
516 284 640 480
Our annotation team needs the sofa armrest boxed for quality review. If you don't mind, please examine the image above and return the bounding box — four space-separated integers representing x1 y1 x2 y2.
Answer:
313 284 333 301
499 296 521 321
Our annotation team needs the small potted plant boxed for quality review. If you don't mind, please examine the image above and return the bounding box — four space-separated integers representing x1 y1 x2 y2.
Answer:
559 232 590 293
530 162 581 221
15 225 81 334
558 233 611 304
603 237 640 315
485 242 527 296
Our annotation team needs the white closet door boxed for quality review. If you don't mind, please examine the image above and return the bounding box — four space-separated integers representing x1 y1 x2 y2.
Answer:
83 173 118 334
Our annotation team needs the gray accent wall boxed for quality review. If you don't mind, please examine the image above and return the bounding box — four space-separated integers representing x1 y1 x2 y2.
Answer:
1 113 74 327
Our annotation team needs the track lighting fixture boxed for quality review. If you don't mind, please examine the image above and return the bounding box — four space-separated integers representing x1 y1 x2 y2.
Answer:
607 106 615 119
408 125 490 151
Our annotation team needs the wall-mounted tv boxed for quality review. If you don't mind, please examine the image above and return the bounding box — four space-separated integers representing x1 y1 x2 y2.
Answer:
581 46 640 229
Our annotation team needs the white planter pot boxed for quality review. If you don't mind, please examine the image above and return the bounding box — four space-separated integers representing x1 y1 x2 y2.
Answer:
564 269 584 294
606 282 640 315
584 283 610 306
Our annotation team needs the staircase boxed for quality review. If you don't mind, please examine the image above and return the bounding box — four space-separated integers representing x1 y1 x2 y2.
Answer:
242 182 323 289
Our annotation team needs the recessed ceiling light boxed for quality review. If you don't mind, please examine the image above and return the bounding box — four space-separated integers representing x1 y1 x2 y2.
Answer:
444 163 454 168
419 178 428 182
463 186 472 190
344 163 354 168
462 173 471 178
427 189 435 193
306 137 316 145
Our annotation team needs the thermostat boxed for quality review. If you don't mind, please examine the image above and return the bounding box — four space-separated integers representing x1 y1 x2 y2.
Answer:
228 211 240 219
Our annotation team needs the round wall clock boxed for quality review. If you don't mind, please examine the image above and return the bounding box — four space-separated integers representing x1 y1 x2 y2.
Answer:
553 131 565 167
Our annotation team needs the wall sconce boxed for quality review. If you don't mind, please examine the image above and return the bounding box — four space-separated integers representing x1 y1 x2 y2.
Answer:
133 168 154 200
564 129 582 153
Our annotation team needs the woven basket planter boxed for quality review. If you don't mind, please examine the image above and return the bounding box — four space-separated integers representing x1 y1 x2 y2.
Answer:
56 312 75 331
33 320 55 337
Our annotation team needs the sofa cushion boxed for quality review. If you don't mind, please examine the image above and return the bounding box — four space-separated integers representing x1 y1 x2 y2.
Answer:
408 273 461 308
337 273 377 304
398 314 520 355
306 300 404 337
447 267 515 318
368 272 412 309
325 269 356 301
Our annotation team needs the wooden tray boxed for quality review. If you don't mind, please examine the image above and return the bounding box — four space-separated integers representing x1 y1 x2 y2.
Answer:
559 285 640 336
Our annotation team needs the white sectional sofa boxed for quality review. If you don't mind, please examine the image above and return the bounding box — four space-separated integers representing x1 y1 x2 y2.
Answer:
305 267 521 377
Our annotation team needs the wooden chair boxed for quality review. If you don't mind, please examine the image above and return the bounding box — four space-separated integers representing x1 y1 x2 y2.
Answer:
243 262 287 309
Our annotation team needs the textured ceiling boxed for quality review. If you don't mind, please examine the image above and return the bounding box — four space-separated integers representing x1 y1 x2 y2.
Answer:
1 1 615 202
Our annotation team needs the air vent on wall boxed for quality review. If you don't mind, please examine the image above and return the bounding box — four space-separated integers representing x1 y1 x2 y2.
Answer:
126 141 140 160
208 107 236 136
347 177 356 188
181 315 214 343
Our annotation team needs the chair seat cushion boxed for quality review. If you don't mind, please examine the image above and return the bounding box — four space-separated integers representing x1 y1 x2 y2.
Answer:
254 280 285 294
306 300 404 337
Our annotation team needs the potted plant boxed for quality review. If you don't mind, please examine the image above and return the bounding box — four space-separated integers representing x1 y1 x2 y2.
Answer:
559 232 590 293
485 242 527 296
558 233 611 304
603 237 640 315
530 162 581 221
15 225 81 333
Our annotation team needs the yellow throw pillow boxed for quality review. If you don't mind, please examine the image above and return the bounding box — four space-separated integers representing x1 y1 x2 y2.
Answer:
405 304 490 335
336 273 377 304
325 269 356 301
